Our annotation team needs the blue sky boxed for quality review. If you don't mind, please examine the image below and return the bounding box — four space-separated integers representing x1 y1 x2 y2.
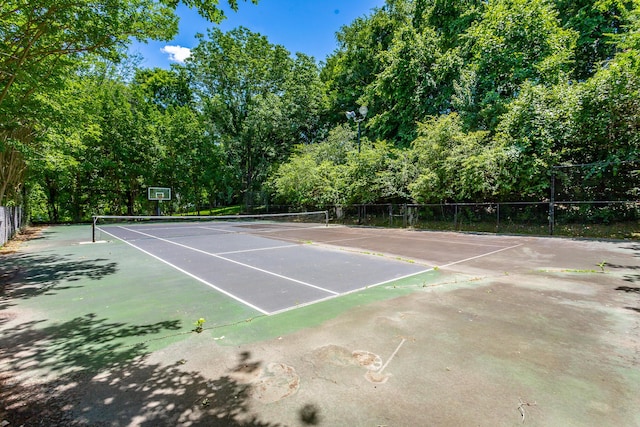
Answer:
130 0 386 69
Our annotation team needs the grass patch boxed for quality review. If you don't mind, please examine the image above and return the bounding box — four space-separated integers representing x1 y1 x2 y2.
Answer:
178 205 243 216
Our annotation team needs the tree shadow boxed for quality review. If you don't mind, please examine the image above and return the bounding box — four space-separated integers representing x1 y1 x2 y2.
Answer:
627 244 640 256
0 313 291 426
616 286 640 294
299 403 322 425
0 252 117 310
615 286 640 313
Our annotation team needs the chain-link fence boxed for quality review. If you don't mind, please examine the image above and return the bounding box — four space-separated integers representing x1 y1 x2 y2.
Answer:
249 201 639 239
0 206 24 246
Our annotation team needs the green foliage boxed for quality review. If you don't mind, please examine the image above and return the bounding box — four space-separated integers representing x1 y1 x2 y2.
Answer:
366 23 447 145
269 125 356 208
161 0 258 24
193 317 205 333
456 0 578 130
493 81 579 198
409 113 508 202
572 50 640 165
270 124 417 207
134 67 194 111
556 0 640 80
188 27 325 206
0 0 258 207
322 5 399 125
6 0 640 223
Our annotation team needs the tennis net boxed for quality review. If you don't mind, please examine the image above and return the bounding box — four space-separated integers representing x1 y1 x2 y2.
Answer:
91 211 329 242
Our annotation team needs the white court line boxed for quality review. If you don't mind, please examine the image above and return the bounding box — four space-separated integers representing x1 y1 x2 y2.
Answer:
269 242 525 315
268 267 435 316
252 224 328 234
96 227 270 315
319 236 381 245
378 338 407 374
217 244 300 255
117 226 339 296
198 226 237 233
322 226 515 248
440 243 523 268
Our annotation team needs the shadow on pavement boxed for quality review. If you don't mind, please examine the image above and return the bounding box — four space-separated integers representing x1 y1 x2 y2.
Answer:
0 311 300 425
0 252 117 313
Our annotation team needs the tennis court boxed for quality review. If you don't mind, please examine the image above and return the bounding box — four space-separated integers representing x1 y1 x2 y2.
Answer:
2 220 640 426
94 215 431 314
93 213 522 315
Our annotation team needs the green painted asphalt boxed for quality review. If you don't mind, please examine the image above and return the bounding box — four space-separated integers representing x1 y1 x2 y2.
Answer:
2 224 438 373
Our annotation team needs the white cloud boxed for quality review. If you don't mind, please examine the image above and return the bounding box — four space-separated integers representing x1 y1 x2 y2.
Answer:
161 45 191 63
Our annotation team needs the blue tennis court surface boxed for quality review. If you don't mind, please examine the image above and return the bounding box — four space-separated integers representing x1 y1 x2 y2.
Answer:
96 221 429 314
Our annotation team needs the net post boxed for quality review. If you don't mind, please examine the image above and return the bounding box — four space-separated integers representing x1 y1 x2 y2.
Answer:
92 216 97 242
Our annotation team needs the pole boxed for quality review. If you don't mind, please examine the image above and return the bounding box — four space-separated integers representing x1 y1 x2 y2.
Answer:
549 170 555 235
357 121 361 153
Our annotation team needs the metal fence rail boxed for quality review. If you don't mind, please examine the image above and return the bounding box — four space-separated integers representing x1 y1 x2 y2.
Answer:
0 206 24 247
249 201 639 238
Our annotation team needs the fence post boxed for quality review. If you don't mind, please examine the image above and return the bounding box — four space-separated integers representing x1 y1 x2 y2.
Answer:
496 203 500 232
403 203 407 228
549 170 555 235
454 204 458 230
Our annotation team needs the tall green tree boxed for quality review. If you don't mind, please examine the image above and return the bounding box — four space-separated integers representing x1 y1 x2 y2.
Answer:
409 113 508 202
188 27 324 206
322 3 399 126
365 22 449 145
0 0 257 206
555 0 640 80
269 125 355 208
493 81 579 199
134 66 194 111
453 0 577 131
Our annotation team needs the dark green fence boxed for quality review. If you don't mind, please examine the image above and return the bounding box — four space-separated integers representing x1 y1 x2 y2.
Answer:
249 201 638 239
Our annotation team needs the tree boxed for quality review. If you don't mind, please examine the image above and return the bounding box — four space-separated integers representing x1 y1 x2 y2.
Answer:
270 124 416 207
269 125 356 208
134 66 194 112
493 81 579 199
188 27 324 206
321 3 398 127
555 0 640 80
453 0 578 130
418 0 485 51
365 22 449 145
0 0 257 206
409 113 508 202
154 105 222 213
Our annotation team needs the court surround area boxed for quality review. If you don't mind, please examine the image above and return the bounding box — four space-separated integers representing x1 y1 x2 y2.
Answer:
1 221 639 426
